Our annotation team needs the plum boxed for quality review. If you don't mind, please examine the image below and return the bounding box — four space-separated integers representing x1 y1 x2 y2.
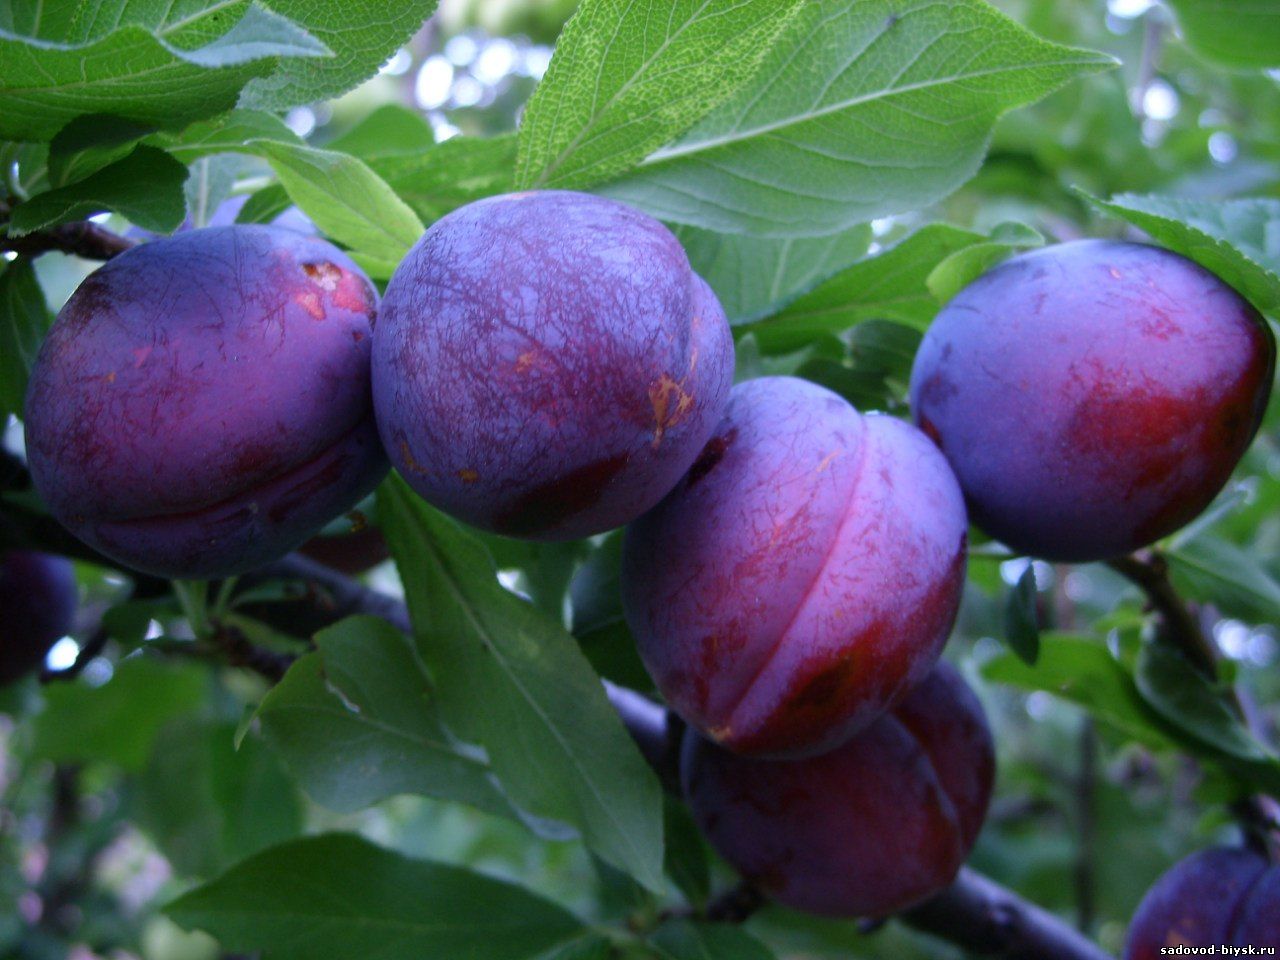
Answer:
24 225 387 580
372 190 734 541
0 551 77 684
623 376 967 758
1125 847 1279 957
910 240 1274 563
682 662 994 917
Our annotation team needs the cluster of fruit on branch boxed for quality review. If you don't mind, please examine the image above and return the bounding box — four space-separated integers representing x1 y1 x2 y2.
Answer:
4 185 1276 952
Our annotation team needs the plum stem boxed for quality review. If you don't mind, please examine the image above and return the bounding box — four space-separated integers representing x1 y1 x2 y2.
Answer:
0 201 137 261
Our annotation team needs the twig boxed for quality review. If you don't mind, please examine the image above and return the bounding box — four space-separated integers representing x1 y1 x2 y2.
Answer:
1 201 136 261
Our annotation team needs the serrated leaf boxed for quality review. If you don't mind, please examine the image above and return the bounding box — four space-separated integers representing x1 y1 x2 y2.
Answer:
47 115 158 186
1003 564 1041 665
327 103 436 161
154 109 301 164
516 0 806 191
0 4 328 142
673 222 873 324
378 475 665 892
650 920 777 960
255 616 524 823
926 221 1044 303
741 224 985 354
8 145 187 234
1164 0 1280 70
241 0 439 110
373 133 518 224
166 833 586 960
258 140 424 266
598 0 1115 237
1084 193 1280 315
0 259 52 418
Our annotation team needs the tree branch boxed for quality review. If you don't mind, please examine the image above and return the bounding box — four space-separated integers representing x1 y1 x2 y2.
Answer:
0 201 136 261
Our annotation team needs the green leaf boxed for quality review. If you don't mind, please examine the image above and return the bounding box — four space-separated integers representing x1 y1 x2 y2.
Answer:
166 833 586 960
0 259 52 418
741 224 985 354
135 717 303 877
673 222 873 324
373 133 518 225
8 145 187 234
154 109 301 165
240 0 439 110
255 616 522 822
795 320 921 412
1084 193 1280 316
1164 0 1280 70
1166 535 1280 627
327 104 436 161
662 799 710 907
0 4 328 142
31 658 208 771
378 475 666 892
1003 564 1041 665
257 141 424 269
47 115 158 186
515 0 806 190
650 920 777 960
982 633 1173 748
599 0 1115 237
1134 644 1271 764
925 221 1044 303
236 184 293 224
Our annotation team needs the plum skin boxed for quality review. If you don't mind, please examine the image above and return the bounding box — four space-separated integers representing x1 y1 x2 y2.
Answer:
372 190 734 541
24 225 388 580
623 376 968 758
910 240 1274 564
1125 847 1279 957
682 662 994 918
0 551 77 684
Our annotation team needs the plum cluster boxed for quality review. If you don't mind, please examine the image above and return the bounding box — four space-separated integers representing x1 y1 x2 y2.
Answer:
0 551 76 684
15 190 1275 926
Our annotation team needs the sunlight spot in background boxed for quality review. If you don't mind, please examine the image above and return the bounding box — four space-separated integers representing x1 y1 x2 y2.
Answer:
2 251 15 262
1142 80 1179 121
1107 0 1154 18
1026 691 1054 720
522 46 553 80
285 107 316 138
83 659 113 686
145 619 163 640
45 637 79 671
1214 620 1277 667
999 557 1053 588
446 33 479 66
475 38 518 85
431 117 462 141
1208 131 1238 164
415 55 455 110
380 48 413 77
451 75 486 108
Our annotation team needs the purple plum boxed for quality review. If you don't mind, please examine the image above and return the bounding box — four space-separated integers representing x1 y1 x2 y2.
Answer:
910 240 1274 563
682 663 995 917
0 551 76 684
624 376 968 758
1125 847 1279 957
372 190 734 540
24 226 387 579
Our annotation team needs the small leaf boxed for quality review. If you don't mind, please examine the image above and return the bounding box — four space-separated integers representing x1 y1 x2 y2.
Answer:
516 0 807 190
8 146 187 234
663 799 710 907
154 109 301 164
1003 563 1041 665
1084 193 1280 316
373 133 518 224
1166 535 1280 624
235 184 293 224
47 115 158 186
378 475 666 892
926 221 1044 303
673 222 873 324
742 224 986 354
0 258 52 418
258 140 424 267
165 833 586 960
327 103 436 161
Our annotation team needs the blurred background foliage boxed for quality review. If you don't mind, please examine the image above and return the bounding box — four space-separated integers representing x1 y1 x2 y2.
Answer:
2 1 1280 958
